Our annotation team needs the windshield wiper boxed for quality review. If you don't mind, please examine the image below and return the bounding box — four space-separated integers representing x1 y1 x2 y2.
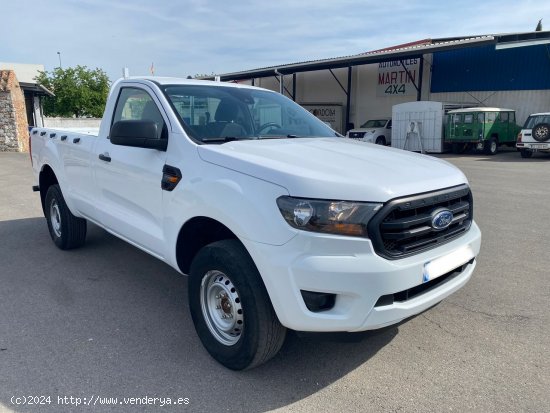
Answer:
201 136 254 143
257 134 301 139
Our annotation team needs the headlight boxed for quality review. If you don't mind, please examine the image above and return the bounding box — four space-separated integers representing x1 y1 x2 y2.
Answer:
276 196 383 237
362 132 375 142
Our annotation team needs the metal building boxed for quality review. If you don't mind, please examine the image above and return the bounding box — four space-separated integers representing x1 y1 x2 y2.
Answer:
203 31 550 134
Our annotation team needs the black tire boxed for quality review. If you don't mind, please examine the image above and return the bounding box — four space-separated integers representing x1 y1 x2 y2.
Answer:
375 136 386 145
44 185 87 250
520 149 533 158
452 143 468 154
188 239 286 370
532 123 550 142
484 137 498 155
451 143 460 154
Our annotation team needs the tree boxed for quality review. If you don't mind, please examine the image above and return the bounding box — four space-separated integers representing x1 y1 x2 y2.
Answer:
35 66 110 118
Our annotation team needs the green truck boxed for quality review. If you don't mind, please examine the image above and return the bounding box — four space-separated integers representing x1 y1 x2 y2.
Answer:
445 108 521 155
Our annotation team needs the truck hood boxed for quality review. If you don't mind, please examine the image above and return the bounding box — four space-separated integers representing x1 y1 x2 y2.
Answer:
197 138 467 202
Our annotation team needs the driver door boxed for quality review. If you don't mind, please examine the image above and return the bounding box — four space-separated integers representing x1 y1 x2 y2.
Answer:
93 86 168 258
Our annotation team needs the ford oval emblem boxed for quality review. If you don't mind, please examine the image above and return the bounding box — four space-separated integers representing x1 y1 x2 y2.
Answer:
431 209 454 230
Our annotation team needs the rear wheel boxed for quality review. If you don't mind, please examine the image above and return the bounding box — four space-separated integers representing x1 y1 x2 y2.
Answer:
452 143 468 154
484 137 498 155
520 149 533 158
45 184 87 250
188 239 286 370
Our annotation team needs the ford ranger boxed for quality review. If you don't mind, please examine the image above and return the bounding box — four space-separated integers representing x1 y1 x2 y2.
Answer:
30 77 481 370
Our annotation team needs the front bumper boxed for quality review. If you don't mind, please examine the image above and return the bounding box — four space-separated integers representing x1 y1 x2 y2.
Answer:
243 221 481 332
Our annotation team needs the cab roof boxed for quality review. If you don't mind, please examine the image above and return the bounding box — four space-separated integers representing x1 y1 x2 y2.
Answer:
119 76 259 90
447 107 515 113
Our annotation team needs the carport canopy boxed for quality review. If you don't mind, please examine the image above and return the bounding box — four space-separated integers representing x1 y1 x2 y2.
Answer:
200 30 550 131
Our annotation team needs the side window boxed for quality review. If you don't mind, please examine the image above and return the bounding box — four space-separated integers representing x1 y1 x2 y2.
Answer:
510 112 515 123
112 88 166 139
464 114 473 124
477 113 484 123
486 112 497 123
452 114 462 123
386 119 392 129
500 112 509 122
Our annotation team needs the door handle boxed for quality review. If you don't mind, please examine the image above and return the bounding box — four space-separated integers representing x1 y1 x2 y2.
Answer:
98 153 111 162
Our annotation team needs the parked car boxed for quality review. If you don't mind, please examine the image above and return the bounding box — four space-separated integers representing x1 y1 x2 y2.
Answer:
445 108 521 155
516 112 550 158
30 77 481 370
346 118 392 145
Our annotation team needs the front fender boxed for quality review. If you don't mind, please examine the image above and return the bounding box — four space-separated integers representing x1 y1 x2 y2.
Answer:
162 161 297 269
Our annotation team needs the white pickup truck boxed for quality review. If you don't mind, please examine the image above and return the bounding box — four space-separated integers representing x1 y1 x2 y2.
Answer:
30 77 481 370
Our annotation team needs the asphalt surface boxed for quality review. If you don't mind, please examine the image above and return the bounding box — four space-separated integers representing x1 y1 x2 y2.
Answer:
0 149 549 413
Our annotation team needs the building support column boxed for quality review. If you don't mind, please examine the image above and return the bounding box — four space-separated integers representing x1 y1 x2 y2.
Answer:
345 66 352 133
416 56 424 101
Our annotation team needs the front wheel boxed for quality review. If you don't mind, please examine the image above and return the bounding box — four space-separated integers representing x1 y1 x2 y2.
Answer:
188 239 286 370
375 136 386 145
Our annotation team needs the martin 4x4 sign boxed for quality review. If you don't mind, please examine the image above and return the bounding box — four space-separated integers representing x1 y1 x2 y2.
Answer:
377 59 419 97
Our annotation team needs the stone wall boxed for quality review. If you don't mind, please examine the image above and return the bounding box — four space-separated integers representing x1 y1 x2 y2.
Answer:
0 90 18 151
0 70 29 152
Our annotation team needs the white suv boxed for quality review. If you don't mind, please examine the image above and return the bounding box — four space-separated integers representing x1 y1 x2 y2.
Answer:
516 112 550 158
347 119 392 145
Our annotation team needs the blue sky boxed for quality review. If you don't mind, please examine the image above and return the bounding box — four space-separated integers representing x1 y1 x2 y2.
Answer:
2 0 550 81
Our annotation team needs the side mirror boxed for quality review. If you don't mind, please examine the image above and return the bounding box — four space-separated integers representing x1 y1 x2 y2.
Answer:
110 120 168 151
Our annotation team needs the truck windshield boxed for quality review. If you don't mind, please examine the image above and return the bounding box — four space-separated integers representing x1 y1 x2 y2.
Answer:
162 84 338 143
360 120 387 128
524 115 550 129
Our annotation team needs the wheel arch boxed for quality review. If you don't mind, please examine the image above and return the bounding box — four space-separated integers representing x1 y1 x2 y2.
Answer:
39 165 59 214
175 216 240 275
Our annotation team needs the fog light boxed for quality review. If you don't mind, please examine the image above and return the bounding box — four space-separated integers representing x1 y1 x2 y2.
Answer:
301 290 336 312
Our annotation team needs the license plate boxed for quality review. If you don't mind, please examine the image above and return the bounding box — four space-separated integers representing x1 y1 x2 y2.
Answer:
422 246 474 283
530 144 548 149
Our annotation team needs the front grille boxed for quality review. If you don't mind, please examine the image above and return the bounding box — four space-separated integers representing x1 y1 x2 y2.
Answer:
349 131 366 139
368 185 472 259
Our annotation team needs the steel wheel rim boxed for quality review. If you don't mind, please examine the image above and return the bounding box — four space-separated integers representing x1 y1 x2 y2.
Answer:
200 270 243 346
50 200 62 237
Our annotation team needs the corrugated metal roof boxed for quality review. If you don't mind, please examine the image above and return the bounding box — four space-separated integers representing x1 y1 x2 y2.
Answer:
203 36 496 81
205 30 550 82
